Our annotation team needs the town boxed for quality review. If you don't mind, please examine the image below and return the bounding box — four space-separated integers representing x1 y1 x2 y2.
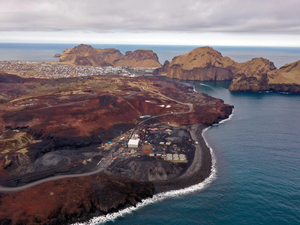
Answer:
0 60 159 79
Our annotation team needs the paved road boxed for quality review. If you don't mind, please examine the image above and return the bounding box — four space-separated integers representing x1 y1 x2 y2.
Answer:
37 100 88 110
0 167 106 193
0 85 195 193
178 124 202 179
139 85 193 113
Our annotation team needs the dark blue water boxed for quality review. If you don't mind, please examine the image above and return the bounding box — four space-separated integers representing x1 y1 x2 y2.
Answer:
1 43 299 224
1 43 300 68
97 81 300 225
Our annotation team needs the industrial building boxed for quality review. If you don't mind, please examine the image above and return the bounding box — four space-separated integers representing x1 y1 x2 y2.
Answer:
128 138 140 148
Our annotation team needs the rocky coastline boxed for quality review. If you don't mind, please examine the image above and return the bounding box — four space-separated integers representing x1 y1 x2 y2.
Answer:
0 175 154 225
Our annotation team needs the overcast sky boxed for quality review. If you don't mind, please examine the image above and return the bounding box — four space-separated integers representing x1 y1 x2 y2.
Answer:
1 0 300 46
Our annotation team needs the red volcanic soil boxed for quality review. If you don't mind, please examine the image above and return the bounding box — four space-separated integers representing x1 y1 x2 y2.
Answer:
1 91 176 139
0 157 9 180
2 94 140 137
0 73 28 83
1 75 232 139
0 175 154 225
156 82 233 126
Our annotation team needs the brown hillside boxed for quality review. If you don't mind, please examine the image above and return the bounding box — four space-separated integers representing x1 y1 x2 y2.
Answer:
59 44 162 68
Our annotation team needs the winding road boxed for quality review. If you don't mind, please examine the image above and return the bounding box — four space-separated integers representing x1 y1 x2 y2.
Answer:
129 85 193 138
0 85 195 193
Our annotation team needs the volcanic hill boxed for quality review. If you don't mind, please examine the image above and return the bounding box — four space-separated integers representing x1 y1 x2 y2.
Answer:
59 44 162 68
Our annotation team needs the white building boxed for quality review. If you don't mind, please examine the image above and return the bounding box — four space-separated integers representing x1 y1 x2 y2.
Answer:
128 138 140 148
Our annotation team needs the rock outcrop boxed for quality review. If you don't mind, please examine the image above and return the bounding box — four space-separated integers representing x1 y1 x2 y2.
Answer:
154 47 237 81
229 60 300 93
0 175 154 225
234 57 277 77
59 44 162 68
114 49 161 67
270 60 300 85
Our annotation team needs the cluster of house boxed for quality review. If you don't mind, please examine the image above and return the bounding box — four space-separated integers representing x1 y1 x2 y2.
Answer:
0 60 159 79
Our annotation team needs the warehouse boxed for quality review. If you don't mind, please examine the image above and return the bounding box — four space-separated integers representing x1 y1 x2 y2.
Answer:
128 138 140 148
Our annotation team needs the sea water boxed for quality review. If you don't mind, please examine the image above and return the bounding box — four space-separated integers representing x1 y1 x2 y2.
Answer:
1 43 300 224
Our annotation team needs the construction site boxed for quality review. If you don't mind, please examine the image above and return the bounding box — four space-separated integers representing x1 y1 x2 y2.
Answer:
100 122 195 160
93 118 198 183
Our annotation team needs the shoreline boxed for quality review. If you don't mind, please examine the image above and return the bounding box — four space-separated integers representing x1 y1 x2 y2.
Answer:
72 119 230 225
152 123 212 193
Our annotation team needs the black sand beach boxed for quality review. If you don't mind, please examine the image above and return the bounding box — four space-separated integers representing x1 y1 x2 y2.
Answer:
153 123 212 193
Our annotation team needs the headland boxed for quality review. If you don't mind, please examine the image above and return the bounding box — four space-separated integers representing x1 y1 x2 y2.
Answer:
0 70 233 224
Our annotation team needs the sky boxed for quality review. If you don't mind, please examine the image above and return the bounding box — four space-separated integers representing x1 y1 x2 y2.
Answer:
0 0 300 46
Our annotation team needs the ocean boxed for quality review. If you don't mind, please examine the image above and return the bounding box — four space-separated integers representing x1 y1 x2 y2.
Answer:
1 43 300 224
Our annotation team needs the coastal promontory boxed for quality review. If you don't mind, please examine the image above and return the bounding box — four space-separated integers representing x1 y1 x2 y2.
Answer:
154 46 300 93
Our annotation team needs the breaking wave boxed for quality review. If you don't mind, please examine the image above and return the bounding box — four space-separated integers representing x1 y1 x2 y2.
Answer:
215 109 234 125
199 83 217 90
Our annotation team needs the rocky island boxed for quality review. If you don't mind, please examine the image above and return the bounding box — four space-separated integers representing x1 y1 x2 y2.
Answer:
0 71 233 224
154 46 300 93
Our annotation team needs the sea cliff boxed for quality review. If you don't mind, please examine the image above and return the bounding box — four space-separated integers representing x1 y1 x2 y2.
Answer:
154 47 300 93
229 60 300 92
0 175 154 225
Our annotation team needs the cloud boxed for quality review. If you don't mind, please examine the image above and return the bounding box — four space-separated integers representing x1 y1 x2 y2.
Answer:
0 0 300 34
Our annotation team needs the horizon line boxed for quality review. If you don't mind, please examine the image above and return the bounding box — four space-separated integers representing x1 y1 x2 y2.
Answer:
1 41 300 48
